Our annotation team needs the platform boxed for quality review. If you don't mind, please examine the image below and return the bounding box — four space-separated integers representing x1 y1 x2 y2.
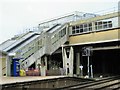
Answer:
0 76 66 85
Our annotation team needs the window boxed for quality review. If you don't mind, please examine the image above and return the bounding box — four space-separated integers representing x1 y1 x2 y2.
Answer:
71 18 114 35
38 39 42 48
76 25 79 29
88 23 92 31
59 32 61 39
80 25 83 33
83 24 88 32
98 21 102 30
52 28 66 44
72 29 75 34
76 29 80 33
95 20 113 31
72 26 75 30
103 22 107 28
63 28 66 35
108 21 112 28
72 23 92 34
72 26 75 34
61 28 66 37
75 25 79 33
95 22 98 30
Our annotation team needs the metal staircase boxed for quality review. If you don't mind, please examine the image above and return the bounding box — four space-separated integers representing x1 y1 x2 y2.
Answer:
20 24 69 69
20 34 45 69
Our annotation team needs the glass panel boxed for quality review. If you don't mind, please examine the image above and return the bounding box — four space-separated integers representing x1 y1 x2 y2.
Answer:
95 26 97 30
103 22 107 28
88 23 92 31
84 28 88 32
76 30 80 33
95 22 98 25
108 21 112 24
83 24 88 32
98 21 103 30
98 21 102 25
59 32 61 38
72 30 75 34
84 24 87 28
80 28 83 33
80 25 83 33
80 25 83 28
76 25 79 29
88 27 92 31
95 22 98 30
88 23 92 27
98 25 102 30
72 26 75 30
108 23 112 28
108 21 112 28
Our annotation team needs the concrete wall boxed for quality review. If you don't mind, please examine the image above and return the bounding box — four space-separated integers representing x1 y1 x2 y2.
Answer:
118 1 120 27
2 57 6 76
69 29 119 45
0 58 2 76
0 55 7 76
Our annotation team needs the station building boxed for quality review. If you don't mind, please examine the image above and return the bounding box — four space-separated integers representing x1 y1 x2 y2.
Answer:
0 5 120 77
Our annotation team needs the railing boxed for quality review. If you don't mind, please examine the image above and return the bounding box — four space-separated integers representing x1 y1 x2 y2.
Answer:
50 24 69 54
4 32 38 52
19 35 44 69
93 7 118 16
21 46 45 69
20 24 69 69
38 11 97 30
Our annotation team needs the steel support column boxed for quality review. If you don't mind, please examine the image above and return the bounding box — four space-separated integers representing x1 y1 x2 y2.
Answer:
76 53 80 75
62 46 74 76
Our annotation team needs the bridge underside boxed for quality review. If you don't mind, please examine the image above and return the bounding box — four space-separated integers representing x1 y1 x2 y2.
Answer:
92 49 120 77
50 41 120 77
72 41 120 77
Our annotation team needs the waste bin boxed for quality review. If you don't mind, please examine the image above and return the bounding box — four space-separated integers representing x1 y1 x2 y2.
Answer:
12 58 20 76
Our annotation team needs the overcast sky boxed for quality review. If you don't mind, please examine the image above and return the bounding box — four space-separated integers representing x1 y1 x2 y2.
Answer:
0 0 119 44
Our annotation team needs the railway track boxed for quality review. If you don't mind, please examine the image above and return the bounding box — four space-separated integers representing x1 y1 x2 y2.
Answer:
57 75 120 90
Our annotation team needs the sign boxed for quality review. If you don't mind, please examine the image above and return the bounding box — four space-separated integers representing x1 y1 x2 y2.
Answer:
79 65 83 69
8 53 16 56
82 47 92 56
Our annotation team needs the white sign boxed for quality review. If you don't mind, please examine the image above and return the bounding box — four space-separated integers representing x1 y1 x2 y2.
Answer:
79 65 83 69
8 53 16 56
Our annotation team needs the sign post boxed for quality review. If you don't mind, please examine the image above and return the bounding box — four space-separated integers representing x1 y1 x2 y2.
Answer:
79 65 83 76
87 55 90 78
82 47 93 78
